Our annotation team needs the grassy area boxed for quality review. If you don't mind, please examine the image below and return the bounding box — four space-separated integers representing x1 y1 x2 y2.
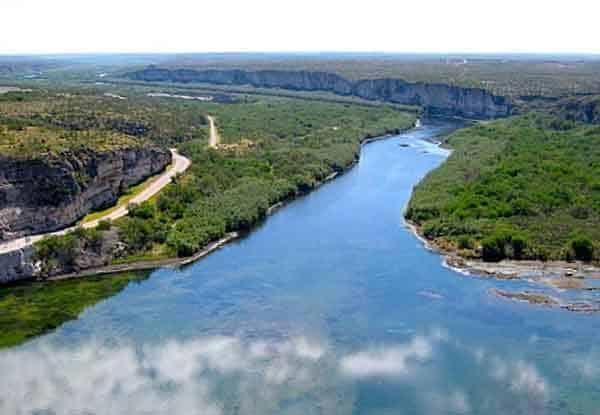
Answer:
0 89 210 148
406 114 600 262
0 124 141 159
0 272 147 349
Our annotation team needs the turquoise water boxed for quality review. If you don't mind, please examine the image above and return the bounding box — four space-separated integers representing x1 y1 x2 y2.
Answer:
2 120 600 414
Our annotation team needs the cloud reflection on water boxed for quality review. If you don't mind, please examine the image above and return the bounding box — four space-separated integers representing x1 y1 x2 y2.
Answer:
0 329 550 414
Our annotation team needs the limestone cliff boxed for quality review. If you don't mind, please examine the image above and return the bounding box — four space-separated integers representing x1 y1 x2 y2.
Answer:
0 147 171 241
0 246 36 283
125 67 512 118
552 95 600 124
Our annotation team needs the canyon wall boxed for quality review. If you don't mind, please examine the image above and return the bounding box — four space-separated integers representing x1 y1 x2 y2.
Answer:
0 146 171 242
125 67 512 118
553 95 600 124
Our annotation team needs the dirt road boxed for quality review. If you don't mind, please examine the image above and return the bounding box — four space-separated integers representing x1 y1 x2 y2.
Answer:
207 115 220 148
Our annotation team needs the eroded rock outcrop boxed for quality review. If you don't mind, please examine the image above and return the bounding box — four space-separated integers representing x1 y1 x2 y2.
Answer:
0 246 36 283
0 147 171 241
125 67 512 118
553 95 600 124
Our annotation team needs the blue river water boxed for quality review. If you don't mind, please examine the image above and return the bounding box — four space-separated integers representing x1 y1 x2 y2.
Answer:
2 120 600 414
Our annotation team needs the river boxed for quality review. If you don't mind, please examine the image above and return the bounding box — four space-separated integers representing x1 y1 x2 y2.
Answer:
1 120 599 414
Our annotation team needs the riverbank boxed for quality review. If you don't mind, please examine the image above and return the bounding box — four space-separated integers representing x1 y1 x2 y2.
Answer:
403 115 600 311
405 218 600 312
46 232 240 282
405 116 600 263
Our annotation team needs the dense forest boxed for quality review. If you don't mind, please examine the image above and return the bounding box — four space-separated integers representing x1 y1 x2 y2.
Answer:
406 114 600 262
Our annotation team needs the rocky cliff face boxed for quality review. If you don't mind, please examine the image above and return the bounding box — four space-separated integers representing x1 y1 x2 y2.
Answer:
126 67 512 118
0 147 171 241
0 246 35 283
552 95 600 124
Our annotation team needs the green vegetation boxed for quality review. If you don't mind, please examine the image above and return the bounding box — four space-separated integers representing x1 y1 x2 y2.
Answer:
0 124 141 159
406 114 600 262
0 89 209 149
96 219 112 231
0 272 146 349
34 227 108 276
117 97 414 261
23 89 414 269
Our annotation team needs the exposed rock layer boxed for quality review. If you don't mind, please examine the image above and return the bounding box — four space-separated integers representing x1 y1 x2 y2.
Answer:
125 67 512 118
0 147 171 241
0 247 35 283
553 95 600 124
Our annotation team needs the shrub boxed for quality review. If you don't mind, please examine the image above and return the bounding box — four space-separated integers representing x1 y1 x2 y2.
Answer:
405 206 439 223
34 234 79 275
166 232 198 257
481 230 529 262
481 235 506 262
71 226 87 239
84 228 103 250
568 236 594 262
511 234 527 260
129 202 155 219
96 219 112 231
457 235 473 250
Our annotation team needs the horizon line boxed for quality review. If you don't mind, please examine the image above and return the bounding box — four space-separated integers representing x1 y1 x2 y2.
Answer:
2 51 600 58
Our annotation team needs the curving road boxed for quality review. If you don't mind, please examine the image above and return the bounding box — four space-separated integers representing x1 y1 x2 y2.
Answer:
0 149 191 255
207 115 220 148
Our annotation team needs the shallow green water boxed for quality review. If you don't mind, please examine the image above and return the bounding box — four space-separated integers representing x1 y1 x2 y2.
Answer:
1 120 599 414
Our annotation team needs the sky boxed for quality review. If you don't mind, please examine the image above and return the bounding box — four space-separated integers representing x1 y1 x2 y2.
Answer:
1 0 599 55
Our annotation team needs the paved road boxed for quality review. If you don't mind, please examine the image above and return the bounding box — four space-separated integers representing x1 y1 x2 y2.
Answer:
0 149 191 254
207 115 220 148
